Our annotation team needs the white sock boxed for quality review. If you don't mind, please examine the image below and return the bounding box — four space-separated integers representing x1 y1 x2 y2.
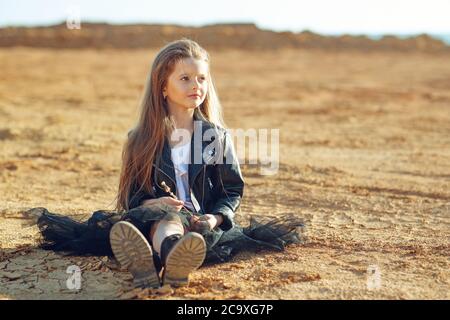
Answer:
152 219 184 255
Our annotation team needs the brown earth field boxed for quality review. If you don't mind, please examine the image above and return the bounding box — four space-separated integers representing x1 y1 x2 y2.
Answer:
0 47 449 299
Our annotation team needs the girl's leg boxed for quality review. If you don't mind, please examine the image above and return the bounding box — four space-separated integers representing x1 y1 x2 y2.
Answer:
150 216 185 256
148 214 188 275
150 213 206 287
149 221 160 242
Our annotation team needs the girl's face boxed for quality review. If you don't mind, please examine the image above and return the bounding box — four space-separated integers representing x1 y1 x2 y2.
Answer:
163 57 209 111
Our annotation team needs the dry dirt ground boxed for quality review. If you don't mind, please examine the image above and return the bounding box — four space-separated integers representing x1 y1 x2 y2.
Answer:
0 48 449 299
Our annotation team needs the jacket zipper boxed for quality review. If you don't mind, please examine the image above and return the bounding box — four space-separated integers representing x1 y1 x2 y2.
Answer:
188 164 206 214
201 165 206 213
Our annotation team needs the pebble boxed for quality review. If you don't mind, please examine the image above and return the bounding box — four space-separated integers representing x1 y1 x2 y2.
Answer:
2 271 23 280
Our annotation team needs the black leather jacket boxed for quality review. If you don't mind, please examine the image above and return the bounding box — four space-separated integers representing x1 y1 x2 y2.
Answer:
128 112 245 231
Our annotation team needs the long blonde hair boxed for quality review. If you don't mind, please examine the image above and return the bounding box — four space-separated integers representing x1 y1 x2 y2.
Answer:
116 39 225 212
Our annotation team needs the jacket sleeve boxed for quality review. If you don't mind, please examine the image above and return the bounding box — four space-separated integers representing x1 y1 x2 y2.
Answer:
211 130 245 231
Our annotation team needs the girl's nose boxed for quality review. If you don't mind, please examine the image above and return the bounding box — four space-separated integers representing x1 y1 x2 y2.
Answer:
192 78 202 89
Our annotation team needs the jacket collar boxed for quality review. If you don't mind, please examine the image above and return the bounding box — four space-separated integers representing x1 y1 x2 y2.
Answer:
159 109 221 189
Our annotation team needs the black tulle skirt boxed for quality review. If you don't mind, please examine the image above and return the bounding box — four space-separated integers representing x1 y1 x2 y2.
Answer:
23 205 304 265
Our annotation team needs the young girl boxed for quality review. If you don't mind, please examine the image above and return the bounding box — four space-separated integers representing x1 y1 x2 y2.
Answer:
110 38 245 288
28 39 303 290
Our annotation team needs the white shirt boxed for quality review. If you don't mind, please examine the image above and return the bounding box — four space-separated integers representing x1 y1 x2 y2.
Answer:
170 142 195 211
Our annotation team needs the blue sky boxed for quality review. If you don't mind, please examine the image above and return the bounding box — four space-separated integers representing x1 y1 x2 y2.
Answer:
1 0 449 35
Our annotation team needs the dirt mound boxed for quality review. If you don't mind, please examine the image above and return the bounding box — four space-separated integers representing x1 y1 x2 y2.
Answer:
0 22 448 52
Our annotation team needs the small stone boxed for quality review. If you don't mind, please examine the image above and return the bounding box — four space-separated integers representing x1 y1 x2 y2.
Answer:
119 288 142 300
23 275 39 283
136 288 152 299
156 284 174 295
100 257 108 262
2 271 24 280
102 257 121 270
92 261 103 270
222 282 232 289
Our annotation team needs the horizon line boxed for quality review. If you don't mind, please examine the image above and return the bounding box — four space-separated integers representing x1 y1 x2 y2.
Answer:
0 20 449 37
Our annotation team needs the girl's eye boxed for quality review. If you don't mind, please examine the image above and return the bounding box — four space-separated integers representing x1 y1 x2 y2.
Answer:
181 76 206 81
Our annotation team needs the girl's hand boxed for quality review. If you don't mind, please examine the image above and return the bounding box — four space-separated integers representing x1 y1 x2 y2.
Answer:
189 214 223 232
141 197 184 212
189 215 201 231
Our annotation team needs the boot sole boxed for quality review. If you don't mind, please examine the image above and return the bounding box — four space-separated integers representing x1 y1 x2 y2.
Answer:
109 221 160 288
162 232 206 287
